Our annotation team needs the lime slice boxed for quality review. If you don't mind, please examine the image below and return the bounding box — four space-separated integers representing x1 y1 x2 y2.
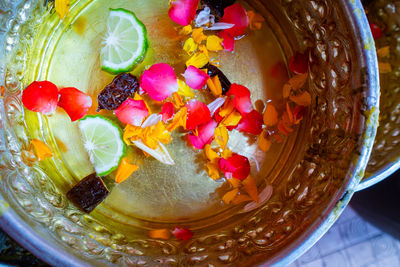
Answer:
78 115 126 176
101 8 148 74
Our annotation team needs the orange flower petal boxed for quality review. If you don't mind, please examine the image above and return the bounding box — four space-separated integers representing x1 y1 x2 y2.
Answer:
214 126 229 150
167 107 187 132
221 110 242 127
179 25 193 35
206 35 223 51
192 28 207 44
289 91 312 106
231 194 252 205
242 176 259 202
263 104 278 127
172 92 184 108
0 85 5 98
219 99 235 117
204 144 219 162
177 79 195 98
222 148 233 159
377 46 390 58
286 102 294 124
31 139 53 161
247 10 264 30
222 188 239 204
283 73 308 98
277 121 294 136
206 162 220 180
149 229 171 240
227 178 241 188
379 62 392 73
258 131 271 152
115 157 139 184
207 77 222 97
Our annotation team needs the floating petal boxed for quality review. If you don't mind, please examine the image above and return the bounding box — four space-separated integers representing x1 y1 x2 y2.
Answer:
115 99 149 126
168 0 200 26
140 63 178 101
185 100 211 130
220 3 249 37
58 87 92 121
188 119 218 149
183 65 210 90
22 81 59 115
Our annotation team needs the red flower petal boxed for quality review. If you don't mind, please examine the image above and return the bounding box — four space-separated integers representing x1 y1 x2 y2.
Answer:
183 65 210 90
168 0 199 26
219 31 235 52
236 110 263 135
58 87 92 121
369 22 383 40
160 102 174 122
172 227 193 240
213 106 224 123
185 100 211 130
226 84 253 114
115 99 149 126
188 119 217 149
22 81 59 115
289 52 308 74
293 105 306 122
140 63 178 101
218 153 250 180
220 4 249 37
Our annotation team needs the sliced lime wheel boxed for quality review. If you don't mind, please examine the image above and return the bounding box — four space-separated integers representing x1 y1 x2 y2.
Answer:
78 115 126 176
101 8 149 74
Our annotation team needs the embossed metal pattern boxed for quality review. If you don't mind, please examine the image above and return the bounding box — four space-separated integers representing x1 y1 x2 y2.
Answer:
0 0 378 267
358 0 400 191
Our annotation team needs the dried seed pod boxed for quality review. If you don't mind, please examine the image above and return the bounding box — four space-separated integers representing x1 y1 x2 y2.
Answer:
97 73 139 111
202 63 231 94
66 173 109 213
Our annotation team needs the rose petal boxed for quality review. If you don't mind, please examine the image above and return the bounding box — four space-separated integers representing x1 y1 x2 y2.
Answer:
140 63 178 101
289 52 308 74
220 3 249 37
188 119 218 149
185 100 211 130
183 65 210 90
236 110 263 135
219 30 235 52
218 153 250 180
369 21 383 40
22 81 59 115
160 102 174 122
58 87 92 121
115 99 149 126
293 105 306 123
226 84 253 114
168 0 200 26
172 227 193 240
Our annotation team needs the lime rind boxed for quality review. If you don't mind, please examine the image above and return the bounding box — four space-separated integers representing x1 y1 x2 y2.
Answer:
101 8 149 74
78 115 126 176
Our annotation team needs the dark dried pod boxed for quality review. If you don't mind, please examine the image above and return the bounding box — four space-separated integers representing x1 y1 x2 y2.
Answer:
66 173 109 213
97 73 139 111
202 63 232 94
200 0 236 18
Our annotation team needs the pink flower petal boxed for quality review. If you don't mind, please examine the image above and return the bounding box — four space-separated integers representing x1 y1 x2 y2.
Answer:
236 110 263 135
22 81 59 115
188 119 218 149
58 87 92 121
185 100 211 130
168 0 200 26
160 102 174 122
172 227 193 240
219 31 235 52
219 153 250 180
289 52 308 74
183 65 210 90
226 84 253 114
140 63 178 101
115 99 149 126
220 4 249 37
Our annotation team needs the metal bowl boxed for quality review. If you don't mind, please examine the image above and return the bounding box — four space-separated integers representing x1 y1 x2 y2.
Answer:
0 0 378 266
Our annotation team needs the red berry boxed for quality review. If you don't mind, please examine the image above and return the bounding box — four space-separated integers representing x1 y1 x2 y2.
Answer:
22 81 59 115
58 87 92 121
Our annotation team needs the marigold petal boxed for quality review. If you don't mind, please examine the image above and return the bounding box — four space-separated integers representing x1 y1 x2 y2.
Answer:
186 52 209 68
149 229 171 240
231 194 252 204
183 37 198 55
206 162 220 180
258 131 271 152
198 44 209 60
207 76 222 97
167 107 187 132
377 46 390 58
221 148 233 159
214 126 229 150
204 144 219 162
140 63 178 101
263 104 278 127
242 176 259 202
222 188 239 204
277 121 293 136
115 157 139 184
379 62 392 73
289 91 312 106
177 79 195 98
179 25 193 35
31 139 53 161
286 102 294 124
227 178 241 188
55 0 69 19
221 110 242 127
206 35 223 51
247 10 264 31
172 92 185 109
192 28 207 44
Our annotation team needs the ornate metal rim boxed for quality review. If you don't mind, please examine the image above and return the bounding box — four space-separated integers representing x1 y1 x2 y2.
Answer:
271 0 380 265
0 0 379 266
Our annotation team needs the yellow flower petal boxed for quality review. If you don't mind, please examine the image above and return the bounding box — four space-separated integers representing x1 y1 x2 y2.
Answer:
242 176 259 202
183 38 198 55
221 110 242 127
206 35 223 51
222 189 239 204
198 44 209 60
204 144 220 162
214 126 229 150
206 162 220 180
179 25 193 35
192 28 207 44
177 79 195 98
207 76 222 97
115 157 139 184
186 52 209 68
55 0 69 19
31 139 53 161
172 92 184 109
227 178 241 188
222 148 233 159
